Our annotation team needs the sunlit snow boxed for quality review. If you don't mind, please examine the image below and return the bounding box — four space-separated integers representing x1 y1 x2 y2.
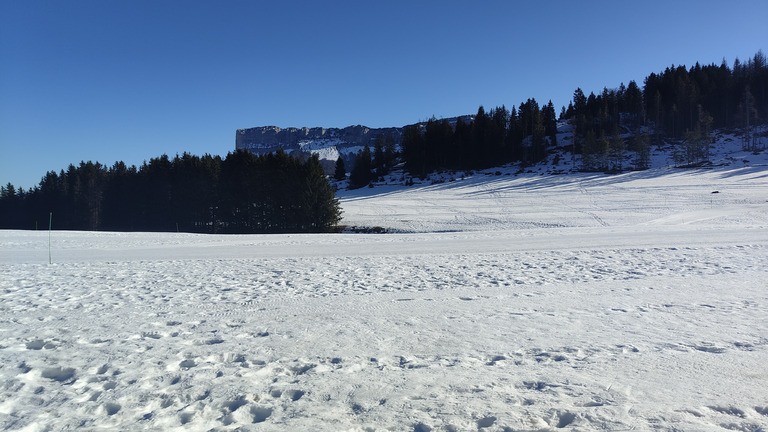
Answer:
1 135 767 431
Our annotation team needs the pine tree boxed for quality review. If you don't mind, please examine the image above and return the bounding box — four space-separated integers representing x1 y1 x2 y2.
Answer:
1 183 16 199
334 156 346 181
698 107 713 159
571 88 588 157
581 130 599 171
609 124 626 172
528 100 547 163
632 133 651 170
383 133 397 169
373 134 386 175
598 130 610 171
543 100 558 146
349 146 373 189
424 117 454 170
302 155 342 232
402 124 426 176
472 106 492 168
506 106 524 162
624 80 644 130
489 106 510 165
454 116 472 169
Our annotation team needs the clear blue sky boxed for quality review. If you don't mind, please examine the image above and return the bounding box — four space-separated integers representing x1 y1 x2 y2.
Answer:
2 0 766 190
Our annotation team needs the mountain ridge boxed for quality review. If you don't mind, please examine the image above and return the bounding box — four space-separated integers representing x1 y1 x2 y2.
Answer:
235 116 474 162
235 124 403 162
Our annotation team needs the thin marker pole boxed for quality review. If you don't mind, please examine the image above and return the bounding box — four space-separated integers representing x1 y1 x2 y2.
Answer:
48 212 52 264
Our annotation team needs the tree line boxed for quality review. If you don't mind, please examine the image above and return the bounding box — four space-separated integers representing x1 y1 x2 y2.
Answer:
566 51 766 169
341 99 558 188
0 150 342 233
340 51 767 187
401 100 559 177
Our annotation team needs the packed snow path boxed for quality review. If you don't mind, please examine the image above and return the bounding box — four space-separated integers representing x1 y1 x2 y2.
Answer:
1 165 767 431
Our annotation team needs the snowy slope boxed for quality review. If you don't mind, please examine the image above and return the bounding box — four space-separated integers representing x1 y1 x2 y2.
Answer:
337 127 768 233
1 136 768 431
337 164 768 233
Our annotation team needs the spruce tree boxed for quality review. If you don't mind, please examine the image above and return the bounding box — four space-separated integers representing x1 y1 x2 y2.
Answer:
598 130 610 171
334 156 346 181
402 125 426 177
383 133 397 169
507 106 524 162
624 80 644 130
609 124 626 172
349 146 373 189
454 117 472 169
543 100 558 146
632 133 651 170
373 134 386 175
581 130 599 171
302 155 342 232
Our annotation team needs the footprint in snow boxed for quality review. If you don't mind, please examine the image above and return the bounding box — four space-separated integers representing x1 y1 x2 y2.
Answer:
18 361 32 373
284 389 305 401
486 355 506 365
41 366 76 383
26 339 56 350
250 406 272 423
413 422 432 432
555 411 577 428
288 363 315 375
179 411 194 425
477 416 496 428
179 359 196 369
103 402 121 416
221 396 248 413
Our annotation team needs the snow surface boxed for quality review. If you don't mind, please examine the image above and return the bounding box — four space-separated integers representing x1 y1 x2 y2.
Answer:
2 138 768 431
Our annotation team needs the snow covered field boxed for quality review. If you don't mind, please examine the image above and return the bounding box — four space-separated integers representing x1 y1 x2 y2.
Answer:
2 148 768 430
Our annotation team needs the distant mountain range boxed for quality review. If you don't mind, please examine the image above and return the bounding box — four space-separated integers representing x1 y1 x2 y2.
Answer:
235 117 473 163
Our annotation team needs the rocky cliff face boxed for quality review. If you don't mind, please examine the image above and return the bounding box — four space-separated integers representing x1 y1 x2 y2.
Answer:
235 124 404 161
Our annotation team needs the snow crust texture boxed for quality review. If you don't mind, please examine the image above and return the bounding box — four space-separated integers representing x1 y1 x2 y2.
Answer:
2 162 768 431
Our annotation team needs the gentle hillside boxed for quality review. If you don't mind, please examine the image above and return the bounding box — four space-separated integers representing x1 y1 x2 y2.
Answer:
337 125 768 233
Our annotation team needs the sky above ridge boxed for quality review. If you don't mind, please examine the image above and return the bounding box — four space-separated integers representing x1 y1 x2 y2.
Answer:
1 0 767 189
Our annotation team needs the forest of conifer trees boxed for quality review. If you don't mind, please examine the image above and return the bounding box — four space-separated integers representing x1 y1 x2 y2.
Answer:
0 151 341 233
342 51 767 185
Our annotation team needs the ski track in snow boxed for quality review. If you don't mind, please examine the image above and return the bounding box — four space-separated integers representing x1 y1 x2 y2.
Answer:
2 163 768 431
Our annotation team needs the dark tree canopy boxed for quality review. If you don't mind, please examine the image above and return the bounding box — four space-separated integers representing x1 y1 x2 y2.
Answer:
400 101 553 175
333 156 346 181
0 151 341 233
349 146 373 189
